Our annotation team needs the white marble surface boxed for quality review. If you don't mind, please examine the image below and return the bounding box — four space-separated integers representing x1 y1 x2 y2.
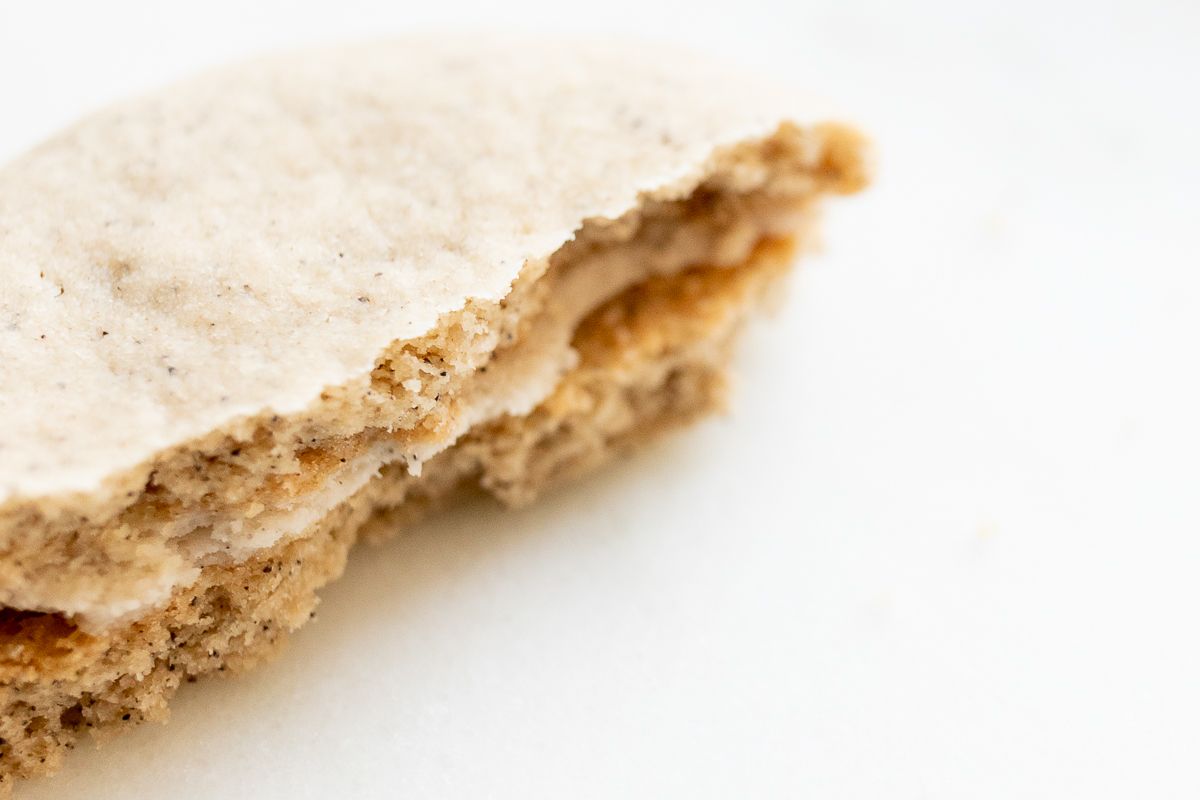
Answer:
2 1 1198 797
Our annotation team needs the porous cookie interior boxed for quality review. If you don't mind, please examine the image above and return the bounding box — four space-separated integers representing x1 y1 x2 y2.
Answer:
0 237 792 794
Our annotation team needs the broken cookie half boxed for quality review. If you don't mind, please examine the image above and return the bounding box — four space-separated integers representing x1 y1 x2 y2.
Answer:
0 37 868 793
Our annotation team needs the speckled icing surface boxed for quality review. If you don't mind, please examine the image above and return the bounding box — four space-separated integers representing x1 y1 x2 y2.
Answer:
0 36 813 505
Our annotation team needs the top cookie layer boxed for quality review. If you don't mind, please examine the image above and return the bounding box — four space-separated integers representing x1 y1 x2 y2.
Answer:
0 36 823 506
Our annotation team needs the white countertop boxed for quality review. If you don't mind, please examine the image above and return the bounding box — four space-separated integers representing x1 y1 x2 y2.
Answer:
3 1 1198 797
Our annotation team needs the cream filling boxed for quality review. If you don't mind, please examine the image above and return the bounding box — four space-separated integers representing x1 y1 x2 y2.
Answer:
59 293 582 631
31 206 795 631
184 324 578 567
